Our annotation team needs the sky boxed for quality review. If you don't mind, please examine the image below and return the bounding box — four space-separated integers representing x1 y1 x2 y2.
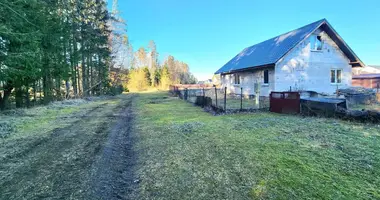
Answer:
113 0 380 80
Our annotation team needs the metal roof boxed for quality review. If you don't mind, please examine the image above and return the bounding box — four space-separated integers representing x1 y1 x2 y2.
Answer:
369 65 380 69
301 97 346 104
215 19 364 74
353 74 380 79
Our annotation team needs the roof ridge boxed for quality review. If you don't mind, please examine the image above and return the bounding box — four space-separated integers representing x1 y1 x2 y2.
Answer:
214 18 363 74
243 19 326 50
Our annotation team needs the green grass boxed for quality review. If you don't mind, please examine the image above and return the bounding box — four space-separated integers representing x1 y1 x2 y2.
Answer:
134 92 380 199
0 98 119 139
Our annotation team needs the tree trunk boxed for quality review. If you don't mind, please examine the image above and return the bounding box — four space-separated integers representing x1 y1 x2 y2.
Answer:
98 56 103 95
81 45 87 96
81 24 87 96
15 87 23 108
0 82 13 110
72 24 78 95
65 80 70 99
43 65 52 105
33 81 37 106
25 84 30 108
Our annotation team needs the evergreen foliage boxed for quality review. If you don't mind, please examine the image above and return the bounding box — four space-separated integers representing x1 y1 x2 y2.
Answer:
0 0 112 109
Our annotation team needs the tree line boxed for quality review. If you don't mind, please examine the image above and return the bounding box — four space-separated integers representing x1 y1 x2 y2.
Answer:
0 0 113 110
111 40 197 92
109 4 197 92
0 0 197 110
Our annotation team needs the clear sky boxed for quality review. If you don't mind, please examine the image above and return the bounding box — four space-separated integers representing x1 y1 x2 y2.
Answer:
114 0 380 80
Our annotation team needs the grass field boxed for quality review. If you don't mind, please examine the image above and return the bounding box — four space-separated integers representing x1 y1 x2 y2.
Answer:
1 92 379 199
134 92 380 199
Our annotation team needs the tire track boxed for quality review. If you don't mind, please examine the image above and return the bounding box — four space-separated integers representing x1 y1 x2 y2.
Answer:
89 94 139 200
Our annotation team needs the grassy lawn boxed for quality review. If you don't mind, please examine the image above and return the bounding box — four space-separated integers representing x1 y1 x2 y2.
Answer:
134 92 380 199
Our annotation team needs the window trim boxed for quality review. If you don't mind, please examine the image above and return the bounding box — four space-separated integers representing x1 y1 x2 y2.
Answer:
330 69 343 85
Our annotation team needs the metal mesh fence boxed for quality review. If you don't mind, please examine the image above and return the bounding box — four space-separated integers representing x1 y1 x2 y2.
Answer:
170 85 269 112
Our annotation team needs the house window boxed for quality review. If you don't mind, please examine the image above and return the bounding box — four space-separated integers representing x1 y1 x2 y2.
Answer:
263 70 269 84
310 35 323 51
331 69 342 84
234 74 241 85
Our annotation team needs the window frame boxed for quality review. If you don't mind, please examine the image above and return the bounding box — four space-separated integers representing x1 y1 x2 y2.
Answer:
330 69 343 84
310 35 324 51
263 70 269 85
234 74 241 85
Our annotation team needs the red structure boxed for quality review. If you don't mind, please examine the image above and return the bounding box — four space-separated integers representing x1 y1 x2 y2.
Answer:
270 92 300 114
352 74 380 89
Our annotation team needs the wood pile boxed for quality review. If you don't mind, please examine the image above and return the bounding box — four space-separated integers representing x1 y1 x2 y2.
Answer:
336 107 380 123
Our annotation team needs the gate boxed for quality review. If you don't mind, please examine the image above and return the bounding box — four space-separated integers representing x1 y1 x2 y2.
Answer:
270 92 300 114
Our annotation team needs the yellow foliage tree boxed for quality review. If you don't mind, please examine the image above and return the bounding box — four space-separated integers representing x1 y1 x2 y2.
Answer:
160 66 171 90
128 69 149 91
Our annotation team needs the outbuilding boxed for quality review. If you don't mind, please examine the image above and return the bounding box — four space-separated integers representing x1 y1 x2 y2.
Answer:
352 74 380 89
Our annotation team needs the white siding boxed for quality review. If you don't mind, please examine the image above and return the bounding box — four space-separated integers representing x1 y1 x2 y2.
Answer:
275 28 352 95
221 68 274 96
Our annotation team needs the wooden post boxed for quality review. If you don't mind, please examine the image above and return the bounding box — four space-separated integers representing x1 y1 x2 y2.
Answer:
377 83 379 93
336 84 339 98
224 87 227 111
254 82 259 108
290 86 292 92
240 87 243 110
215 86 218 108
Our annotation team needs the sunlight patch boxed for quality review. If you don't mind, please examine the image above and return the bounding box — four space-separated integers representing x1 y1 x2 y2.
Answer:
275 30 300 45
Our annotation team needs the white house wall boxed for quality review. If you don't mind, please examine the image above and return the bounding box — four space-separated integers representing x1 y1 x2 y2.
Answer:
275 28 352 95
221 68 275 96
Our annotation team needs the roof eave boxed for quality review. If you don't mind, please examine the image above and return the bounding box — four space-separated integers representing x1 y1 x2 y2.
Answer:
217 63 275 75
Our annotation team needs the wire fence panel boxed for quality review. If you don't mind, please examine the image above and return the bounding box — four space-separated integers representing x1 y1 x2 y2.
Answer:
170 85 269 112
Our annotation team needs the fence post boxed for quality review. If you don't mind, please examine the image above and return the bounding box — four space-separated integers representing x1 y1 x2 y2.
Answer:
240 87 243 111
224 87 227 111
202 88 205 107
215 86 218 108
377 83 379 93
290 86 292 92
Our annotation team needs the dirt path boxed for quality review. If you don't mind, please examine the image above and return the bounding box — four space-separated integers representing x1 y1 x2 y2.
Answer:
88 94 139 199
0 94 139 200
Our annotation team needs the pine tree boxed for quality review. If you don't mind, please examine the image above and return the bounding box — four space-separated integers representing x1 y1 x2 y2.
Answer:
0 0 112 109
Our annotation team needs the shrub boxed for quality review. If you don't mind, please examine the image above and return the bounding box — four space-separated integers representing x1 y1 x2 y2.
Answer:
107 85 124 96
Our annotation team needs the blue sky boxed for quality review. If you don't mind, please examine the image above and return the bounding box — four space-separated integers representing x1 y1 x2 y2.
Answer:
114 0 380 80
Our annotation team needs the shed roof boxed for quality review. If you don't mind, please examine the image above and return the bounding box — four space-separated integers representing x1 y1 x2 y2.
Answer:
369 65 380 69
353 74 380 79
301 97 346 104
215 19 364 74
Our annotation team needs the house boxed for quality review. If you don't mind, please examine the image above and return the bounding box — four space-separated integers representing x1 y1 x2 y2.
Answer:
215 19 364 100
